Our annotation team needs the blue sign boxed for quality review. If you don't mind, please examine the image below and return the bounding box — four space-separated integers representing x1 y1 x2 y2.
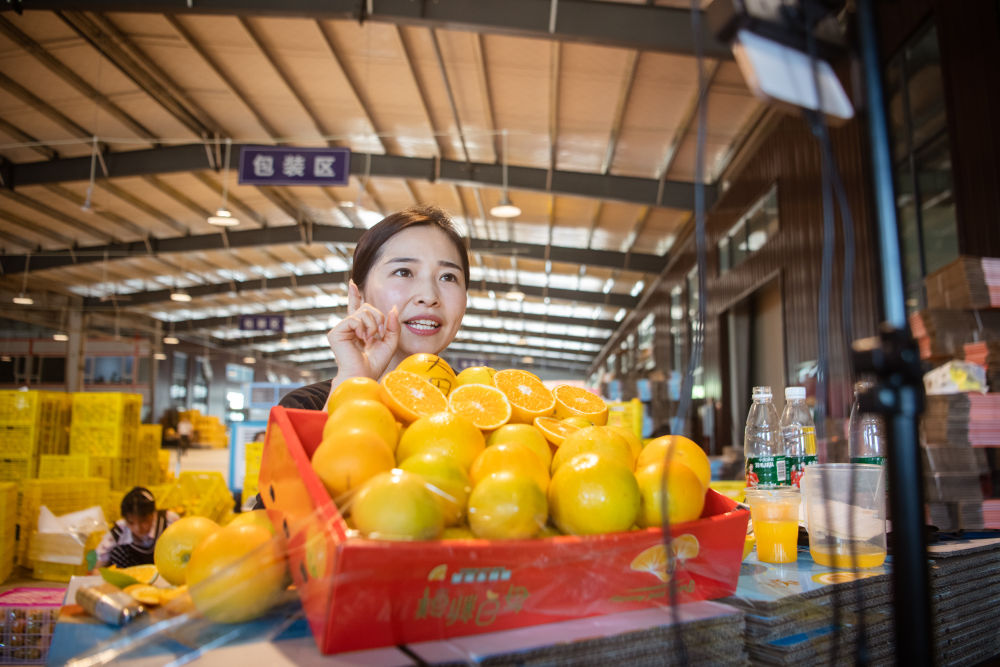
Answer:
238 146 351 186
239 314 284 332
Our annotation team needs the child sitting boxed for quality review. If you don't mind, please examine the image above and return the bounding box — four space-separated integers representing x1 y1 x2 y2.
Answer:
95 487 179 569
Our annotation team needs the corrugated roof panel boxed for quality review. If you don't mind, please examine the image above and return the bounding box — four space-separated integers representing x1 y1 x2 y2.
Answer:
634 206 689 254
342 23 453 159
591 200 645 251
434 29 498 164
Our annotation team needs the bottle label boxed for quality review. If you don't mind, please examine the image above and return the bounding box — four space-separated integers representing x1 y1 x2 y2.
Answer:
746 456 789 487
788 455 818 488
851 456 885 466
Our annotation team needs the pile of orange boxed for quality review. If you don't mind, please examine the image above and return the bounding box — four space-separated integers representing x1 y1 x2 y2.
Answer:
313 353 711 541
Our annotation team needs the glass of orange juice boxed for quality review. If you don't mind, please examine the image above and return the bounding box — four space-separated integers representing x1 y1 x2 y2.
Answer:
745 487 801 564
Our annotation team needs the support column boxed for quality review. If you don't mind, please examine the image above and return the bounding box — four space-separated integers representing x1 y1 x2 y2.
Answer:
65 309 85 392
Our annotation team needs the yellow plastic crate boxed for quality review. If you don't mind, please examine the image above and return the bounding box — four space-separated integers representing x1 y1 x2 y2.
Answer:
245 441 263 477
241 472 259 509
606 398 643 438
69 422 138 458
0 390 63 426
32 560 87 582
0 457 33 482
87 455 115 480
105 488 126 524
0 482 16 583
2 424 40 459
37 454 90 479
70 392 142 426
109 457 137 491
137 424 162 456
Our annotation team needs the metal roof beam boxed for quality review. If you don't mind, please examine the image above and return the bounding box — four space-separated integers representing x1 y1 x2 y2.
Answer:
5 1 731 58
169 305 618 334
216 322 606 348
79 270 636 308
9 144 714 213
0 224 663 274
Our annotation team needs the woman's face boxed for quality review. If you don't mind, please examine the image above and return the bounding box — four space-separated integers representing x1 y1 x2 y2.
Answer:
360 225 467 366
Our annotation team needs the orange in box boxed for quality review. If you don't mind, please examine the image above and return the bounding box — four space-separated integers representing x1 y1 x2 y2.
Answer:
260 407 749 655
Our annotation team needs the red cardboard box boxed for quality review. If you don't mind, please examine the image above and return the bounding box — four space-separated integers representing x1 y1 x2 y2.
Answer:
260 407 749 654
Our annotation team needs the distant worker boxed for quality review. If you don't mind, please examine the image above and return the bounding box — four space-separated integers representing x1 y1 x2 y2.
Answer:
177 414 194 455
94 487 178 569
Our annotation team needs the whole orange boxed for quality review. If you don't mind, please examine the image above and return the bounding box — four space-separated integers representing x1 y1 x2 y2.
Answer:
395 353 458 396
487 423 553 469
326 376 381 413
550 425 635 473
605 424 643 462
398 449 472 527
324 398 399 453
467 472 548 540
636 435 711 491
547 452 640 535
469 441 550 494
187 523 287 623
634 459 706 528
350 470 444 540
226 509 275 535
311 425 395 500
396 411 485 471
153 516 220 586
455 365 497 388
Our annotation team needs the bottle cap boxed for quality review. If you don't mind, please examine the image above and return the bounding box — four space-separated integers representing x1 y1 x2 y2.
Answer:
751 386 772 400
785 386 806 400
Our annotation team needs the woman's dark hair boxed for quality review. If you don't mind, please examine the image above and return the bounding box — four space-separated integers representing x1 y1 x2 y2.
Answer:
351 205 470 290
121 487 156 518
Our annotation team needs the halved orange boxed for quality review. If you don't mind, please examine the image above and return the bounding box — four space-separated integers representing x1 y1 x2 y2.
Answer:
493 369 555 424
533 416 581 447
378 369 449 424
553 384 609 426
447 383 512 431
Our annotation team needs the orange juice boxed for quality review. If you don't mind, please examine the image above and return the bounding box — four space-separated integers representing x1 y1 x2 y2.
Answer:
744 487 801 564
753 519 799 563
811 544 886 569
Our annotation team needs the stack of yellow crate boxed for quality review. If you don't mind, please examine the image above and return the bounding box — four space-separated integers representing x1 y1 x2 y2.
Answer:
16 477 110 571
0 391 70 482
69 392 141 489
0 482 16 583
158 449 174 483
241 441 264 508
136 424 164 486
194 413 228 448
155 472 234 524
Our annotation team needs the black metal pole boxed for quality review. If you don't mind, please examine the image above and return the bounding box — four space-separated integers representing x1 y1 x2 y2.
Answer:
855 0 934 663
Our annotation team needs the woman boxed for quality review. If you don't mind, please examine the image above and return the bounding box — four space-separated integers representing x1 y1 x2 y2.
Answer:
280 205 469 411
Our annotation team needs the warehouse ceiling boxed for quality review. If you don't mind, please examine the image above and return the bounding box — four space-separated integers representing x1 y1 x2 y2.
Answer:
0 0 765 380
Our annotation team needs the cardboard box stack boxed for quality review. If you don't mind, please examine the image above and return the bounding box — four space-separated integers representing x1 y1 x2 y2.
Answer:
919 257 1000 530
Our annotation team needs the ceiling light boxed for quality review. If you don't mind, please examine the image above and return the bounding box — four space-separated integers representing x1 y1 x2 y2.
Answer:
490 129 521 219
207 208 240 227
279 336 290 347
515 336 528 346
521 355 534 364
52 332 69 342
13 294 33 305
163 335 180 345
0 356 11 362
505 289 525 302
242 355 257 364
630 280 645 297
154 352 167 361
490 194 521 219
170 289 192 302
207 138 240 227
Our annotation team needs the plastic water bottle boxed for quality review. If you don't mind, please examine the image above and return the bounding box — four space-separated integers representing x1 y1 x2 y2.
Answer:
744 386 787 487
780 386 816 488
849 380 886 465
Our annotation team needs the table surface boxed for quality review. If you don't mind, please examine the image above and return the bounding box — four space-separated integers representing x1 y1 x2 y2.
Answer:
46 534 1000 665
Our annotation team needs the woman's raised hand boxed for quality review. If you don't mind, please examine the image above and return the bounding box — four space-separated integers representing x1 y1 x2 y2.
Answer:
327 280 401 382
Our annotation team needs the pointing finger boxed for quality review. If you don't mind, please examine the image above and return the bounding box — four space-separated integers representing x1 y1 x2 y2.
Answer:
348 280 361 314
